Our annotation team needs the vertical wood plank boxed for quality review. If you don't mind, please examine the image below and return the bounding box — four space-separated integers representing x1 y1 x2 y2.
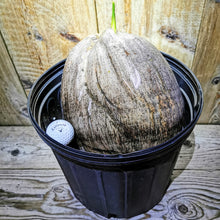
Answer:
0 32 30 125
0 0 219 125
95 0 205 68
0 0 97 94
192 0 220 124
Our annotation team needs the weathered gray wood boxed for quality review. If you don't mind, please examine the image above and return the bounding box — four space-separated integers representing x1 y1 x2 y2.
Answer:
192 0 220 124
0 0 98 95
0 126 59 169
95 0 205 69
0 0 219 126
0 125 219 219
0 169 219 220
1 126 219 171
0 32 30 125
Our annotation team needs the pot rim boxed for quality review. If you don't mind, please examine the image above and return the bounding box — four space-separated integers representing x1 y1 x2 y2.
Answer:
27 52 203 165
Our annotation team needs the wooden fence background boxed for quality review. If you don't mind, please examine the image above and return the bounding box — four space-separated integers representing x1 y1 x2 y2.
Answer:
0 0 219 125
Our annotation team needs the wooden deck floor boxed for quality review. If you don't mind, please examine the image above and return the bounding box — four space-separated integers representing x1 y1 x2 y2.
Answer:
0 125 219 219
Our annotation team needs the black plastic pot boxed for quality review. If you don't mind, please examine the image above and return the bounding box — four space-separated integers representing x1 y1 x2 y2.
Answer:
28 53 203 218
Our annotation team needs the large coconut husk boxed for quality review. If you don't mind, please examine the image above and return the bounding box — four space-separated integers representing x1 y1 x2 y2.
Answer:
61 29 185 154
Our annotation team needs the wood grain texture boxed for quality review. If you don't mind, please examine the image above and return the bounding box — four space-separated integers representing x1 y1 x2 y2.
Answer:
0 0 219 126
95 0 205 68
0 0 97 94
0 127 59 169
192 0 220 124
0 32 30 125
0 125 219 219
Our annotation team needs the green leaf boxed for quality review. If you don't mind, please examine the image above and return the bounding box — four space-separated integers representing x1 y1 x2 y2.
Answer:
111 1 116 32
